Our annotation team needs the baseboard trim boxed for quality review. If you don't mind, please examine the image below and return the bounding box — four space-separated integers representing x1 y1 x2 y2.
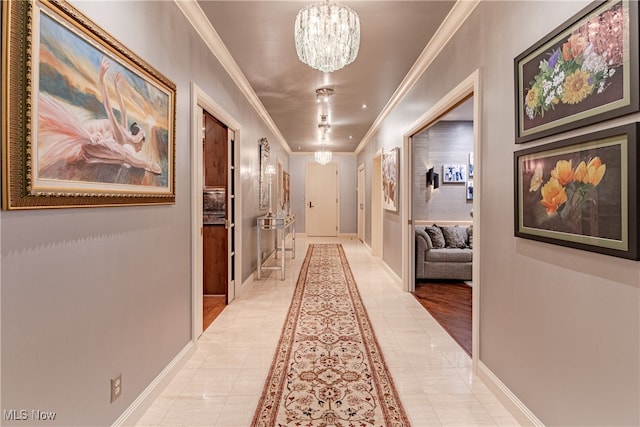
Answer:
381 259 402 286
112 342 196 427
477 361 544 427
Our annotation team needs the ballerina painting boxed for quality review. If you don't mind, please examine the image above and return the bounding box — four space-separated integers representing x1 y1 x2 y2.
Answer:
3 1 175 209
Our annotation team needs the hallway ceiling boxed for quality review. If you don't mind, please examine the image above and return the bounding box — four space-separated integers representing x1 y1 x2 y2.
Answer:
197 1 456 153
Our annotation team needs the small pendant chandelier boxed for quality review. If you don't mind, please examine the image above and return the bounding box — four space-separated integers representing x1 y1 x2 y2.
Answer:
315 115 332 165
294 1 360 73
315 147 332 165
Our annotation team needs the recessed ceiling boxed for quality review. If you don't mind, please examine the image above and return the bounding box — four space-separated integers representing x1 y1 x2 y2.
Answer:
197 1 456 153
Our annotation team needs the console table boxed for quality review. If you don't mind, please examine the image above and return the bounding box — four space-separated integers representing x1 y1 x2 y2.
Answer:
256 214 295 280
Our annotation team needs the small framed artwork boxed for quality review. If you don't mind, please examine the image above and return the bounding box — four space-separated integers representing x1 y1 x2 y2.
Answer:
259 138 270 211
442 164 467 183
514 0 639 143
466 179 474 201
2 0 176 209
468 152 474 178
282 171 290 213
514 123 639 260
382 147 398 211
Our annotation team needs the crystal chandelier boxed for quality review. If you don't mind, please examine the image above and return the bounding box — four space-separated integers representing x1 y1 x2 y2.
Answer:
294 1 360 73
315 115 332 165
315 147 332 165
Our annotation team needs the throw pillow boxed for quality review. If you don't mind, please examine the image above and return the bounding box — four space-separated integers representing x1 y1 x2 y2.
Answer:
440 226 468 249
424 226 445 248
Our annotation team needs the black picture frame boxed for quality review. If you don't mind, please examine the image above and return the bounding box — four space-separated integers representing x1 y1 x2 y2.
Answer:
514 0 639 143
514 123 639 260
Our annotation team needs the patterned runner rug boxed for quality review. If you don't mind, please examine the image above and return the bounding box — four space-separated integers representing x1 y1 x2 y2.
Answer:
252 244 411 426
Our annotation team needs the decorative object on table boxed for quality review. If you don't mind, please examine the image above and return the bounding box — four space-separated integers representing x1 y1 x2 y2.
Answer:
259 137 271 211
252 244 410 425
294 1 360 73
442 164 467 183
1 0 176 209
382 147 399 211
264 163 276 217
466 179 474 200
514 123 639 260
514 0 639 143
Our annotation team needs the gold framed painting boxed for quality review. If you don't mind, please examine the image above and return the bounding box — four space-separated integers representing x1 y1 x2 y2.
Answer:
2 0 176 209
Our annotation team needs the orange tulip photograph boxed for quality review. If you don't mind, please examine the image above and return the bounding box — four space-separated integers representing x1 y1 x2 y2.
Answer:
515 123 638 260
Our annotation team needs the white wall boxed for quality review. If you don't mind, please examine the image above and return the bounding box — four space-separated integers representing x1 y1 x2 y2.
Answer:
0 1 287 425
357 1 639 425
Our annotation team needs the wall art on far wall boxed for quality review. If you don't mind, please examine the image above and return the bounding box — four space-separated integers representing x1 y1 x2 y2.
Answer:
514 123 639 260
514 0 639 143
2 0 176 209
442 164 467 183
382 147 398 212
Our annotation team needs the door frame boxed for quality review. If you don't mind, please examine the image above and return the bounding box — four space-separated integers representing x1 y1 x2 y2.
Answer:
190 83 242 341
371 151 383 258
357 164 365 242
401 69 482 368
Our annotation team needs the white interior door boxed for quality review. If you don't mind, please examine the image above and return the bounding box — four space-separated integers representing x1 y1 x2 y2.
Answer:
306 162 338 237
357 164 365 242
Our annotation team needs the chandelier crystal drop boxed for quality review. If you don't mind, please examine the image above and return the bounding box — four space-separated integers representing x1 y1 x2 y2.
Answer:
314 148 332 165
294 1 360 73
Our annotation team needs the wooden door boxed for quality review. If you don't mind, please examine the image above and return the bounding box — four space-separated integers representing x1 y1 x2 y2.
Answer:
203 112 227 297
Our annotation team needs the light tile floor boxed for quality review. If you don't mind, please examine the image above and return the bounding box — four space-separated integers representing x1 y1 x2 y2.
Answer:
135 236 520 427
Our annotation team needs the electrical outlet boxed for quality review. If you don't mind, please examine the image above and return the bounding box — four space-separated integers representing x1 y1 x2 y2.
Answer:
110 374 122 403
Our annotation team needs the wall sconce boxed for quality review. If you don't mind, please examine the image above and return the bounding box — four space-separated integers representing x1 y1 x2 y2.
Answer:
433 173 440 189
426 167 440 189
426 167 434 185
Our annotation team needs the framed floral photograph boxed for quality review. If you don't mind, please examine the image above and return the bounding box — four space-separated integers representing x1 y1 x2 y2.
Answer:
382 147 398 212
2 0 176 209
514 0 639 143
514 123 639 260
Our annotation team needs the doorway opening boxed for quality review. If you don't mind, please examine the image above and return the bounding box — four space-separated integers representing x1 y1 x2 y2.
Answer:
202 112 233 331
402 70 481 365
191 83 241 340
410 97 474 355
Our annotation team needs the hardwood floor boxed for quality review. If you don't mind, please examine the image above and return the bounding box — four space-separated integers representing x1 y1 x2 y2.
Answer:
412 281 472 356
203 295 226 331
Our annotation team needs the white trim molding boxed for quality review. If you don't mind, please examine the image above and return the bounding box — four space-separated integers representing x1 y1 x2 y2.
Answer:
478 362 545 427
174 1 291 154
112 342 195 427
355 0 480 154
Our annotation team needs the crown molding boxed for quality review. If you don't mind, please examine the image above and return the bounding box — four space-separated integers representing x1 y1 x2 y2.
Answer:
174 0 292 154
355 0 481 154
